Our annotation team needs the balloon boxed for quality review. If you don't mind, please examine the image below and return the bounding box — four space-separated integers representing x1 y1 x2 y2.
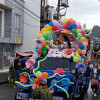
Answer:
34 78 41 84
53 21 58 26
35 71 42 77
73 57 79 62
86 39 88 43
77 40 82 46
42 32 47 36
74 33 77 37
71 28 76 33
74 45 79 49
47 26 52 31
71 20 76 24
76 29 81 33
44 35 48 41
81 28 85 31
40 37 45 42
37 44 42 49
32 54 38 59
49 22 54 26
83 42 88 46
78 33 82 37
42 72 48 78
42 50 47 56
76 48 82 54
52 26 58 31
81 37 86 42
43 28 47 32
41 42 46 47
44 24 49 28
68 25 72 30
77 25 81 29
72 24 77 29
75 55 81 58
79 44 85 49
42 47 47 51
38 34 43 38
69 18 73 21
47 31 51 36
36 40 41 43
66 49 72 55
38 76 43 81
81 30 85 35
81 50 86 55
41 79 47 85
37 50 42 55
63 24 67 29
66 21 71 26
35 47 38 51
78 58 82 63
81 55 86 60
62 18 68 23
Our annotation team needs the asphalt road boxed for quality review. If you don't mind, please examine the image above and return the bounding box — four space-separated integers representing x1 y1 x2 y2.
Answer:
0 83 100 100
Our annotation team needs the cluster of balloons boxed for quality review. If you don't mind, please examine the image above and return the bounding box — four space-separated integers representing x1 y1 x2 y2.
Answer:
34 71 48 85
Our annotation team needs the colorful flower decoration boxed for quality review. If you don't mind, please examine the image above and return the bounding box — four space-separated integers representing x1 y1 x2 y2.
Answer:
19 74 28 84
65 49 72 55
54 68 65 75
75 63 86 73
25 59 35 69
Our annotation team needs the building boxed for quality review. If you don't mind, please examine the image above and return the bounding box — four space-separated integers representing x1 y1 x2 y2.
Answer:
0 0 41 70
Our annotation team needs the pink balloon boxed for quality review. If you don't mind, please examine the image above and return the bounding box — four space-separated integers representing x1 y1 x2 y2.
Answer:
40 37 45 42
77 25 81 29
53 21 58 26
81 50 86 55
81 30 85 35
84 42 88 46
77 40 83 46
71 20 76 24
44 24 49 28
38 76 43 81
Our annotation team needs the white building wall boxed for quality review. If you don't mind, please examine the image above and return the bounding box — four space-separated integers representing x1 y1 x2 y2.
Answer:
0 0 5 5
16 0 41 53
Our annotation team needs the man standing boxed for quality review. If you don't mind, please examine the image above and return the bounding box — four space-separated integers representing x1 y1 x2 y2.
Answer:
14 54 20 88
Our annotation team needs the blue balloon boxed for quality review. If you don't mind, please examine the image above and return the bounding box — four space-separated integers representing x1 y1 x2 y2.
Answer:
68 25 72 30
32 54 38 59
41 79 47 85
79 44 85 49
37 44 42 49
36 40 41 43
35 47 38 51
49 22 54 26
72 24 77 29
78 58 82 62
81 55 86 60
74 33 77 37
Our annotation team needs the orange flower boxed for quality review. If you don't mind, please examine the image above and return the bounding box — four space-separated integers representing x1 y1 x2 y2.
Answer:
19 74 28 84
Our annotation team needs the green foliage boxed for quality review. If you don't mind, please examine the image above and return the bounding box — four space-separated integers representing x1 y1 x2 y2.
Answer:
8 65 14 79
9 65 14 71
32 88 52 100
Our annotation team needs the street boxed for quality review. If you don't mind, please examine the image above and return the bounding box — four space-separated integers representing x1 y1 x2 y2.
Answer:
0 83 100 100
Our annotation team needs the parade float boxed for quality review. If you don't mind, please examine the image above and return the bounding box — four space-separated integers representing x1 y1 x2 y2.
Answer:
15 17 91 100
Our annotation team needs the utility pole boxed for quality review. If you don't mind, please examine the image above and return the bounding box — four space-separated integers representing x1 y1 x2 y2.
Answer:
57 0 61 20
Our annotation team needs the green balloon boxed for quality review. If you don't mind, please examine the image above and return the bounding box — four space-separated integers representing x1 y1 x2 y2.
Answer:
78 33 82 37
72 29 76 33
35 71 42 77
42 32 47 36
47 31 51 36
44 35 48 41
42 47 47 51
81 37 86 42
83 62 87 65
62 18 68 24
73 57 79 62
38 34 43 38
42 50 47 56
76 29 81 33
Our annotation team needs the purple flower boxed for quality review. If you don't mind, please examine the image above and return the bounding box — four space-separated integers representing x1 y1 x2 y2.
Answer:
25 59 35 69
75 63 86 73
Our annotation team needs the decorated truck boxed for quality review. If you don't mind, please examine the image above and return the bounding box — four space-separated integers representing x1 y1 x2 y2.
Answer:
14 17 91 100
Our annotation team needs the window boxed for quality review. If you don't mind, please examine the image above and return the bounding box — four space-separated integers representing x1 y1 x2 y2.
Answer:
15 14 20 33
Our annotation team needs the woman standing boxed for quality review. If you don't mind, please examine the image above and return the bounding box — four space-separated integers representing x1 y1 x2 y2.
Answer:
91 63 99 96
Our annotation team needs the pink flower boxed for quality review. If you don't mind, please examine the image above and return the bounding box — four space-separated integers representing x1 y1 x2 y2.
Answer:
54 68 65 75
25 59 35 69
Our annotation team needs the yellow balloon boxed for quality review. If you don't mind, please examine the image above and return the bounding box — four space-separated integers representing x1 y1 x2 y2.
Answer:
75 55 81 59
76 49 81 54
43 28 47 32
47 26 52 31
30 57 33 59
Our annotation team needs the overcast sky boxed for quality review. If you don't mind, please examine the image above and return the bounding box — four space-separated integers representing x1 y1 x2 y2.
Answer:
49 0 100 29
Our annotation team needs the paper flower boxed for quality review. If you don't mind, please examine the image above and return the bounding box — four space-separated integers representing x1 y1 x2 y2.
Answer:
75 63 86 73
54 68 65 75
32 84 42 89
19 74 28 84
66 49 72 55
25 59 35 69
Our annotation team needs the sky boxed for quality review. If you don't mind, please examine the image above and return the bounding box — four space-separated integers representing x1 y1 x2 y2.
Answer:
49 0 100 29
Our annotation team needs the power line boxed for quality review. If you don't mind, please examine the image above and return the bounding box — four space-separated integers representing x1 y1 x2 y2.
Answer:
31 0 40 7
6 0 40 22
